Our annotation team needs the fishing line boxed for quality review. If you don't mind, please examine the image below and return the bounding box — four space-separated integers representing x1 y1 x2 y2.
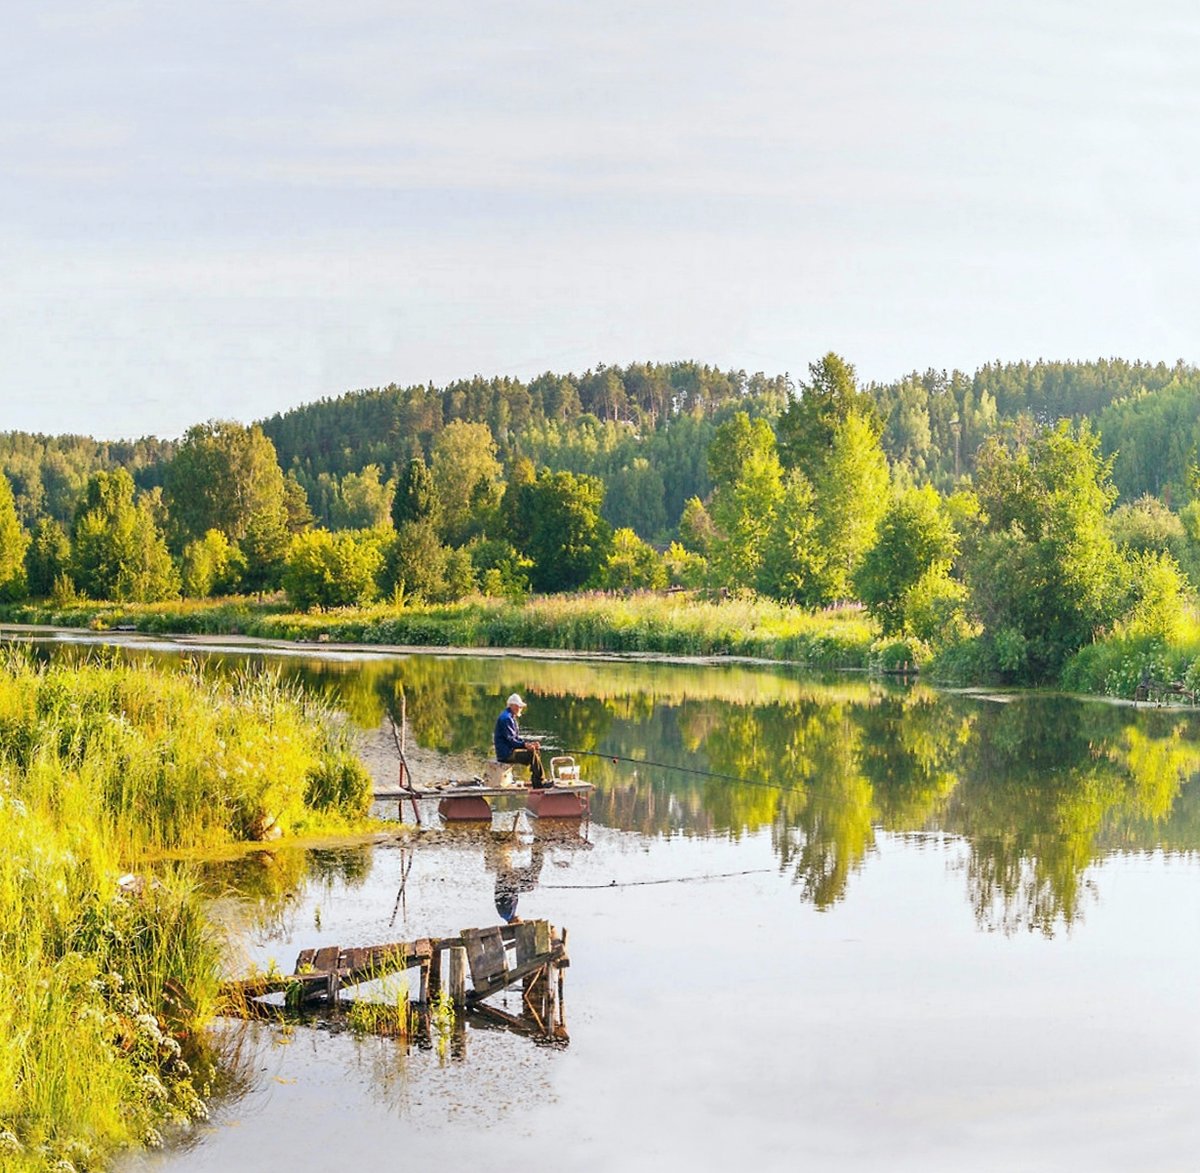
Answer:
560 746 802 793
541 867 773 890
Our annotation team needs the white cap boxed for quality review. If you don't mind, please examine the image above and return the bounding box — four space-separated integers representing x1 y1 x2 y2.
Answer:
507 693 527 708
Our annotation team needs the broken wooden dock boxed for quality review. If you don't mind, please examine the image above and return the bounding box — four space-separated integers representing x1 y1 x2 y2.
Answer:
223 919 570 1043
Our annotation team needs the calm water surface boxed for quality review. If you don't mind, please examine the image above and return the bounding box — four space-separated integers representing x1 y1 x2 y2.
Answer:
23 634 1198 1172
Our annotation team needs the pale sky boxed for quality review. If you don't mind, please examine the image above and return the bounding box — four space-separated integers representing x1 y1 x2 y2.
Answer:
4 1 1199 439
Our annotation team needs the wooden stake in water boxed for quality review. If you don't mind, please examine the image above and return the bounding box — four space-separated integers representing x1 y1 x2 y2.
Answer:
448 945 467 1007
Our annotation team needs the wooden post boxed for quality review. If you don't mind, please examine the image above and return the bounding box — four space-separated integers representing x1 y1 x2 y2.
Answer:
448 945 467 1008
451 1016 467 1061
545 959 558 1028
429 945 442 998
326 969 341 1008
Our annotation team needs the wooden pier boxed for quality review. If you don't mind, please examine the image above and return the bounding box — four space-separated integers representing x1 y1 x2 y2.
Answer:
375 754 593 824
223 919 570 1044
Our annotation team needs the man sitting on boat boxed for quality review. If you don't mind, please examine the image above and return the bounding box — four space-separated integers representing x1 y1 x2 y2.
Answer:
494 692 547 788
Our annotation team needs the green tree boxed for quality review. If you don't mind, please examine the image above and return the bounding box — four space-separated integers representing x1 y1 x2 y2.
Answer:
1117 550 1188 642
70 469 178 601
662 541 708 587
604 458 668 540
164 421 289 549
467 538 532 600
706 412 783 588
180 529 246 598
25 518 70 598
431 421 502 545
901 562 972 650
600 528 669 590
0 473 29 601
391 456 437 529
283 472 315 533
855 485 959 635
678 496 717 555
811 409 889 602
283 529 385 610
1110 495 1188 565
240 507 291 594
332 464 394 530
776 353 879 480
522 470 612 592
967 422 1124 681
383 521 475 603
757 470 820 601
498 456 537 549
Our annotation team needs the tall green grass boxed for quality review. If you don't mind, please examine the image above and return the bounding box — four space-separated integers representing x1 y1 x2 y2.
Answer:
0 592 877 667
0 651 373 1170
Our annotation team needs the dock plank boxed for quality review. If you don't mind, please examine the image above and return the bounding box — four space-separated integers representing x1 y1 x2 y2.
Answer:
469 948 563 1004
312 945 340 973
462 926 508 986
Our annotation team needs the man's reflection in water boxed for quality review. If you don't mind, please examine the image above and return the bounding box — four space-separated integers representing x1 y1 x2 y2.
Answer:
483 823 593 924
489 838 545 924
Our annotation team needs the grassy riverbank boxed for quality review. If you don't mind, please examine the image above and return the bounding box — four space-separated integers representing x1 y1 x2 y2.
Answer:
0 652 372 1171
0 593 878 667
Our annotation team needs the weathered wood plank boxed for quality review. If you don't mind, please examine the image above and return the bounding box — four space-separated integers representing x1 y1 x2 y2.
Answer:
514 921 538 965
468 946 564 1004
341 947 368 973
312 945 340 973
462 927 508 987
295 948 317 973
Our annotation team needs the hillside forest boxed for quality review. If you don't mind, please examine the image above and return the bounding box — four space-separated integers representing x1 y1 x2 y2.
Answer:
3 354 1200 686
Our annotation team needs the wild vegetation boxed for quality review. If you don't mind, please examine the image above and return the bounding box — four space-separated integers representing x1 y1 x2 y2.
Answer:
0 593 876 667
0 651 371 1170
5 352 1200 693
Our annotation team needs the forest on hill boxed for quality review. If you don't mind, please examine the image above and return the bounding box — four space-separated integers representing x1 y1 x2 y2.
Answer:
2 353 1200 687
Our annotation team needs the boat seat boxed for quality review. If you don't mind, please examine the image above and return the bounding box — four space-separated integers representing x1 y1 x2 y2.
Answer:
484 761 516 788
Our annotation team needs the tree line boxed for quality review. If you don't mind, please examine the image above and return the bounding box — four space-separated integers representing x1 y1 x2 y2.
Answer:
3 352 1200 685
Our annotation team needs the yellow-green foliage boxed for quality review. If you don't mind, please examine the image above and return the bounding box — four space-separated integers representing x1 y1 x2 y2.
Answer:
0 652 372 854
1 592 878 667
0 781 219 1168
0 652 373 1169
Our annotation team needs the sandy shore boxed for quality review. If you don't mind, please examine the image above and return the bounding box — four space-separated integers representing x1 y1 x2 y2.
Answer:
353 718 486 791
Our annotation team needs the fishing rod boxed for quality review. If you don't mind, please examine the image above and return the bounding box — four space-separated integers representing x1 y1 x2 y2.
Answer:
541 868 774 890
559 746 804 793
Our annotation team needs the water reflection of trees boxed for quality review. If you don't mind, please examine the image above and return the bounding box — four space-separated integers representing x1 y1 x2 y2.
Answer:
199 843 374 944
947 702 1200 934
41 643 1200 934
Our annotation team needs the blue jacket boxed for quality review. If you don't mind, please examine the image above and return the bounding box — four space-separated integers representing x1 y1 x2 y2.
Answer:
494 708 525 760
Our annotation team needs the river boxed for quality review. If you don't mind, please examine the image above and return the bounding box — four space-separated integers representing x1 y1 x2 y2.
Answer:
18 632 1199 1172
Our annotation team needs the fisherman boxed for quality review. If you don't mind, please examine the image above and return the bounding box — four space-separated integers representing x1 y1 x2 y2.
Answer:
494 692 547 788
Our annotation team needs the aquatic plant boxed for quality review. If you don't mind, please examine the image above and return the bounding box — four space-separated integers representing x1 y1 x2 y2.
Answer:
346 976 409 1039
0 650 375 1170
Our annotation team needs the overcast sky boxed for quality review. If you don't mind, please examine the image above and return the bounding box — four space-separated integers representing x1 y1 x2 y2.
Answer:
4 1 1199 439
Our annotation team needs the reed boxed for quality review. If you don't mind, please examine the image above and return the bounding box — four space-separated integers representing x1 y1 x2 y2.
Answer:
0 650 374 1170
1 592 877 668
